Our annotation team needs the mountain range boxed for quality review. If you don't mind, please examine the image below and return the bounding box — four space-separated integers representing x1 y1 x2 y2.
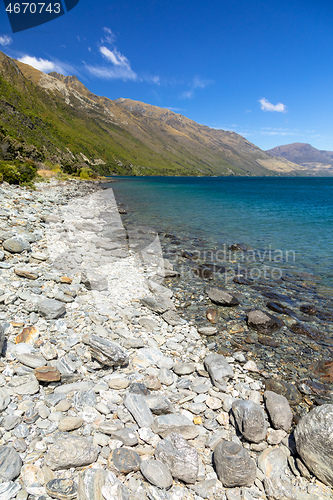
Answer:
0 51 328 177
267 143 333 174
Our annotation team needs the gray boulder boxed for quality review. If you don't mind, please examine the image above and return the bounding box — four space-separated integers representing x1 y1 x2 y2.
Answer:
141 459 173 489
207 287 239 306
152 414 199 439
0 446 22 481
232 399 267 443
213 440 256 487
38 298 66 320
3 236 30 253
123 393 154 428
204 353 234 390
258 447 294 499
45 434 99 470
84 334 129 367
264 390 293 431
294 404 333 486
155 433 198 484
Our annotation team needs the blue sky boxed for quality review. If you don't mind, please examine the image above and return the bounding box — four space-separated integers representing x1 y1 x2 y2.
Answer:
1 0 333 150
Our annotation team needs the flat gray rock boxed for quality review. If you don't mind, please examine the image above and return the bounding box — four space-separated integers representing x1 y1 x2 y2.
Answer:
173 362 195 376
214 440 256 488
144 394 174 415
140 459 173 489
0 387 10 412
258 447 295 499
38 298 66 320
161 310 186 326
111 428 138 446
152 414 199 439
108 448 141 474
207 287 239 306
0 446 22 481
123 393 154 428
155 433 199 484
232 400 267 443
264 390 293 431
45 434 99 470
204 353 234 390
295 404 333 486
3 237 30 253
141 295 175 314
7 374 39 395
16 353 46 369
85 334 129 367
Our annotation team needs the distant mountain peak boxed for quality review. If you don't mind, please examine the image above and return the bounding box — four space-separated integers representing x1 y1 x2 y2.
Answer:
267 142 333 174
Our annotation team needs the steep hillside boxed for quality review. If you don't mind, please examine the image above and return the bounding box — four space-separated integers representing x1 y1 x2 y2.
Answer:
0 51 301 176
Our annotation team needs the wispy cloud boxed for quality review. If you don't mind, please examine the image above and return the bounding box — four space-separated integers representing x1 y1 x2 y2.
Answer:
86 45 138 81
180 76 214 99
86 65 137 81
87 28 162 83
259 97 287 113
102 27 116 45
0 35 12 47
17 55 72 75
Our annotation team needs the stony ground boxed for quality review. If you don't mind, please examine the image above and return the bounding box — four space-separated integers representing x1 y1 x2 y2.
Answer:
0 178 332 500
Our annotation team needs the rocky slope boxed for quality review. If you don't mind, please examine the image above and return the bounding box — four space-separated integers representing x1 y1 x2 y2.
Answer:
0 51 301 176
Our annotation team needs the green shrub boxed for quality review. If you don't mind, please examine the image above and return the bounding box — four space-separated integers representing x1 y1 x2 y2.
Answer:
0 161 37 185
79 167 93 180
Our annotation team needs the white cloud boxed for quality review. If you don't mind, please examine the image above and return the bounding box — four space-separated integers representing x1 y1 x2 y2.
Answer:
17 55 71 75
100 46 131 68
180 76 214 99
102 27 116 44
192 77 213 89
180 90 194 99
86 45 138 81
0 35 12 46
259 97 287 113
86 64 137 81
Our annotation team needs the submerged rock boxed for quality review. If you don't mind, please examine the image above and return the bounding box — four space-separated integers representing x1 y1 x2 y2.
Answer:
247 309 283 333
207 287 239 306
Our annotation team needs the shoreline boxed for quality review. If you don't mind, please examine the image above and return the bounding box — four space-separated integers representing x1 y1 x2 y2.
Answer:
113 182 333 408
0 178 332 499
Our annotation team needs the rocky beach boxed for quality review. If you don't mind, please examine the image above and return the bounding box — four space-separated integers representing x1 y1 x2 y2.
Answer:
0 178 332 500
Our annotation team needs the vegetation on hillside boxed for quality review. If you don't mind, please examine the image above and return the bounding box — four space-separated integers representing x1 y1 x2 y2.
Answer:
0 51 302 177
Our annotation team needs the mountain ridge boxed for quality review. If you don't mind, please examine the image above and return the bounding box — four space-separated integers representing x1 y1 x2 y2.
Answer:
0 51 306 176
267 143 333 175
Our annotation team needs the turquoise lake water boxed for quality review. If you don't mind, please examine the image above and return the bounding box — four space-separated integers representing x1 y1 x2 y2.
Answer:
109 177 333 287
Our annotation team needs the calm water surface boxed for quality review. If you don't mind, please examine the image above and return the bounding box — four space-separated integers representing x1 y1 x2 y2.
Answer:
109 177 333 287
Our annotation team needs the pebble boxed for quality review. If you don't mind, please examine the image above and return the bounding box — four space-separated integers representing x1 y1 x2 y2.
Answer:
108 447 141 474
140 459 173 489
